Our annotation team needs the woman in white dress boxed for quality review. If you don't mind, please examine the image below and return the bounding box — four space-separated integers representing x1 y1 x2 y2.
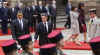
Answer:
67 6 80 45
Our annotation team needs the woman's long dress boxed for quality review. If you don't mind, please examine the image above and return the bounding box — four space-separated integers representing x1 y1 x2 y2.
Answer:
70 11 80 34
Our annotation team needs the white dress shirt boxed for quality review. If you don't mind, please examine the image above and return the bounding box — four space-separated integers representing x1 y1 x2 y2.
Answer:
43 22 48 32
32 6 35 10
18 19 23 29
12 8 14 12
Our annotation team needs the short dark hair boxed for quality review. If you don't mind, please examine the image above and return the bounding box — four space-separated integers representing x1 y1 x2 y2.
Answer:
71 6 77 11
78 2 84 9
41 13 48 17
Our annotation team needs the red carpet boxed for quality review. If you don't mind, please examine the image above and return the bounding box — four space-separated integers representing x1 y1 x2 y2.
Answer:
0 27 64 36
0 47 4 55
0 27 34 36
0 29 11 36
34 40 91 50
63 41 91 50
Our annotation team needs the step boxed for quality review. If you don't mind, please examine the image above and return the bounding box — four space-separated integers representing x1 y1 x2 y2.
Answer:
56 22 66 28
56 16 68 19
57 7 65 9
57 11 66 14
56 18 67 23
57 14 66 16
56 9 65 11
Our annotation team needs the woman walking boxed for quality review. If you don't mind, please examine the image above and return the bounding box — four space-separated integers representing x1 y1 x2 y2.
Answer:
78 3 87 42
67 6 81 45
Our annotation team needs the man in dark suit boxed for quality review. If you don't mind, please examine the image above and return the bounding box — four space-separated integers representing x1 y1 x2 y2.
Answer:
8 7 19 21
11 12 30 40
34 13 53 46
34 13 53 55
23 6 31 21
1 2 9 34
64 0 71 29
49 3 56 29
0 2 3 22
30 2 38 30
36 1 47 23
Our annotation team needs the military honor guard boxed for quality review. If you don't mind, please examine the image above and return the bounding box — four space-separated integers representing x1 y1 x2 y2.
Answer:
90 36 100 55
40 43 57 55
0 39 19 55
18 34 34 55
48 30 65 55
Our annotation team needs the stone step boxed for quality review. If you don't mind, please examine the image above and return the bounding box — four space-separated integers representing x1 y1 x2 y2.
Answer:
56 16 68 19
56 20 66 23
57 13 66 16
56 22 66 28
56 8 66 11
56 18 67 22
56 12 66 16
57 10 66 14
57 7 65 10
56 16 68 23
57 13 66 15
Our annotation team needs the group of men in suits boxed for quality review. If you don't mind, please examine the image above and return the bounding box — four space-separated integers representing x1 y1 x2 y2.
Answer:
0 1 56 34
0 2 9 34
0 1 57 55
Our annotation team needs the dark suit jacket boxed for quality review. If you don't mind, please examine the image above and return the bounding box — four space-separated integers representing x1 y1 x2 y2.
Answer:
36 6 47 14
30 6 38 16
8 8 18 21
34 22 53 46
30 6 38 21
11 19 30 39
22 7 31 20
0 7 4 20
49 5 56 16
2 7 9 21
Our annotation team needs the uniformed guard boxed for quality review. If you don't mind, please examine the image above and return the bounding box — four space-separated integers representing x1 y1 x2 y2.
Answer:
40 43 57 55
18 34 34 55
0 39 19 55
90 36 100 55
48 30 64 55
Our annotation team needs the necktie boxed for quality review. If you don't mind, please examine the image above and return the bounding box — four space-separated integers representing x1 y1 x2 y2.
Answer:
44 23 47 32
28 7 30 11
32 6 35 10
19 19 23 30
40 6 42 10
12 8 14 12
91 19 93 24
